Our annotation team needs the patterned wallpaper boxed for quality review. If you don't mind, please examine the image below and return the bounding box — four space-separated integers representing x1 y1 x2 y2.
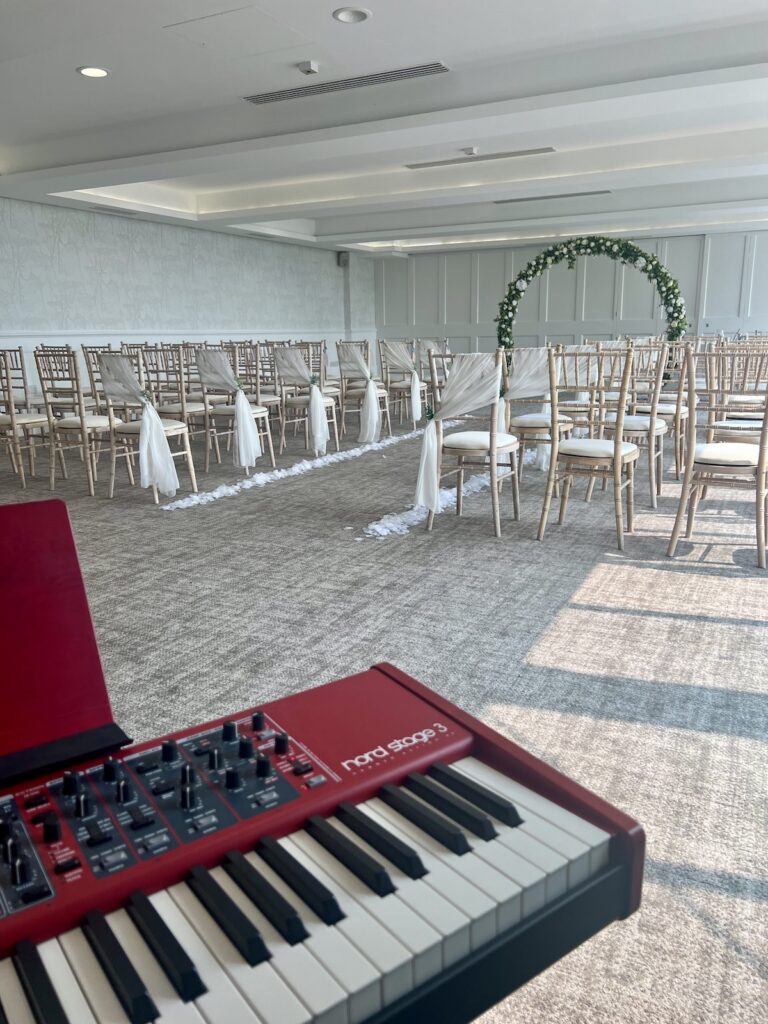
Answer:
0 197 375 335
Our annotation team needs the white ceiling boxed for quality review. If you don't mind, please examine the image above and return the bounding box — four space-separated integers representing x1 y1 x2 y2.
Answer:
2 1 768 252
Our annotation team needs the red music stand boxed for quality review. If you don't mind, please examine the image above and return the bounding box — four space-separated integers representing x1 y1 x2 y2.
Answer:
0 499 130 785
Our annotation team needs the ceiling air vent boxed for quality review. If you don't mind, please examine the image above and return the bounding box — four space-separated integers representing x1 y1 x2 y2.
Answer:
494 190 611 204
243 62 449 104
405 147 555 170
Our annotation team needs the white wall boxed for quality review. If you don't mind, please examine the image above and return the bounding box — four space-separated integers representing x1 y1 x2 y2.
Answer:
374 231 768 349
0 197 376 381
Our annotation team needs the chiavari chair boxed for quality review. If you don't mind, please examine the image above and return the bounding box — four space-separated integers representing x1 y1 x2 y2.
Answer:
336 340 391 438
668 346 768 568
274 343 340 455
0 350 48 488
0 346 35 413
35 346 113 496
82 343 116 414
539 346 639 550
378 339 428 428
143 345 208 445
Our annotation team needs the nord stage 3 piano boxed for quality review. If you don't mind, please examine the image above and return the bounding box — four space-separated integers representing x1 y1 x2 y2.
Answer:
0 503 644 1024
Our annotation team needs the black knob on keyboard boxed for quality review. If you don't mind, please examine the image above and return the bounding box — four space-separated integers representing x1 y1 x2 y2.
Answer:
225 768 241 790
115 779 133 804
74 793 92 818
180 763 196 786
162 740 178 762
251 711 265 732
208 747 222 770
11 857 28 886
238 737 254 759
62 771 80 796
180 785 197 811
102 758 120 782
222 721 238 743
274 732 289 756
42 814 61 844
2 837 17 863
256 754 271 778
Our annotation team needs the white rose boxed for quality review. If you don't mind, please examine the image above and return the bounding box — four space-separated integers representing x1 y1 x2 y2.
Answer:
516 280 527 291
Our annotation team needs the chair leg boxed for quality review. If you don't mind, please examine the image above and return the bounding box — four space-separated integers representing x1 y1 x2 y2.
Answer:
657 434 664 497
108 439 117 499
626 460 635 534
558 463 573 524
125 443 135 486
685 481 702 539
262 417 276 468
82 430 95 497
668 459 696 558
489 456 501 538
183 430 198 492
647 432 657 509
279 409 287 454
383 397 392 437
613 461 624 552
511 451 520 521
329 408 340 453
456 456 464 516
537 457 558 541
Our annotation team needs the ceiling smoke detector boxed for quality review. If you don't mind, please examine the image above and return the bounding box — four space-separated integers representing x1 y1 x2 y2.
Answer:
297 60 320 75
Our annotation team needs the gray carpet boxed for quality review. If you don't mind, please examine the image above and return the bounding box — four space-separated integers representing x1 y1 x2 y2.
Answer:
1 423 766 1024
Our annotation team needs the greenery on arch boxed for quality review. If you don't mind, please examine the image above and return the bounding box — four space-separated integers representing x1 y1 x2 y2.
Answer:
496 235 687 348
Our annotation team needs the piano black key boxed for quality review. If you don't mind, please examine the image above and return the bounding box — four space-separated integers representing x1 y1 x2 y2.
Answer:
428 762 524 827
379 784 471 856
12 941 70 1024
306 815 396 897
257 835 345 926
223 850 309 946
336 802 428 880
186 865 271 967
404 772 498 840
81 910 159 1024
126 890 207 1002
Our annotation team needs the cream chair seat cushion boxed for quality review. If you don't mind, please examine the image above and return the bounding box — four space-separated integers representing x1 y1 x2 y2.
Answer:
285 395 336 408
159 402 206 414
209 404 268 416
509 413 571 428
713 418 763 434
245 392 281 405
0 412 47 426
558 438 638 459
636 402 688 417
694 442 759 466
605 413 668 433
56 415 116 430
344 384 389 397
443 430 518 451
388 380 428 391
116 418 186 434
725 394 765 406
185 392 230 405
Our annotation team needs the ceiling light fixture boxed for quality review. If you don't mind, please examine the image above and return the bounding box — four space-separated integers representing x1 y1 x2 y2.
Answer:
332 7 372 23
76 66 109 78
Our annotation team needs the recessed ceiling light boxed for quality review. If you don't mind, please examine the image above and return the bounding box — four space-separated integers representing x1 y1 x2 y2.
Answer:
332 8 372 23
76 66 109 78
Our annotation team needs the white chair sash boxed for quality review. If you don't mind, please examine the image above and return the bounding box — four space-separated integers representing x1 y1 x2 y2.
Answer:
99 353 180 497
196 350 262 470
342 345 381 444
274 347 330 456
415 352 500 512
382 341 423 423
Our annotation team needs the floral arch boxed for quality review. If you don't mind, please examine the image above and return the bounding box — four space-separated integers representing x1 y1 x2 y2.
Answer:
496 235 687 348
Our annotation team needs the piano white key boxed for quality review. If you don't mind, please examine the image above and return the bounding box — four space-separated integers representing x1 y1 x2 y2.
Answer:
391 786 549 917
365 798 522 931
329 815 472 967
244 853 381 1024
0 957 36 1024
169 881 311 1024
36 939 99 1024
290 829 443 986
280 835 414 1006
148 890 262 1024
58 928 132 1024
455 758 611 874
444 763 592 887
210 865 347 1024
105 909 206 1024
358 801 497 949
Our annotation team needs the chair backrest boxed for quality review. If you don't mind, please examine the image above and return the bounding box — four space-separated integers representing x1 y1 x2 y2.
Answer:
336 341 370 382
35 346 89 425
291 342 328 389
274 344 314 392
195 349 238 398
82 344 114 412
0 351 21 432
379 339 417 387
415 338 449 379
684 346 768 453
0 347 30 412
142 345 185 406
429 349 503 439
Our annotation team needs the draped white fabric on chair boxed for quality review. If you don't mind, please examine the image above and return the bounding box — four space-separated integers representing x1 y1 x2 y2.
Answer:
382 340 423 423
99 353 180 496
274 346 330 456
338 344 381 443
196 349 262 470
414 352 501 512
